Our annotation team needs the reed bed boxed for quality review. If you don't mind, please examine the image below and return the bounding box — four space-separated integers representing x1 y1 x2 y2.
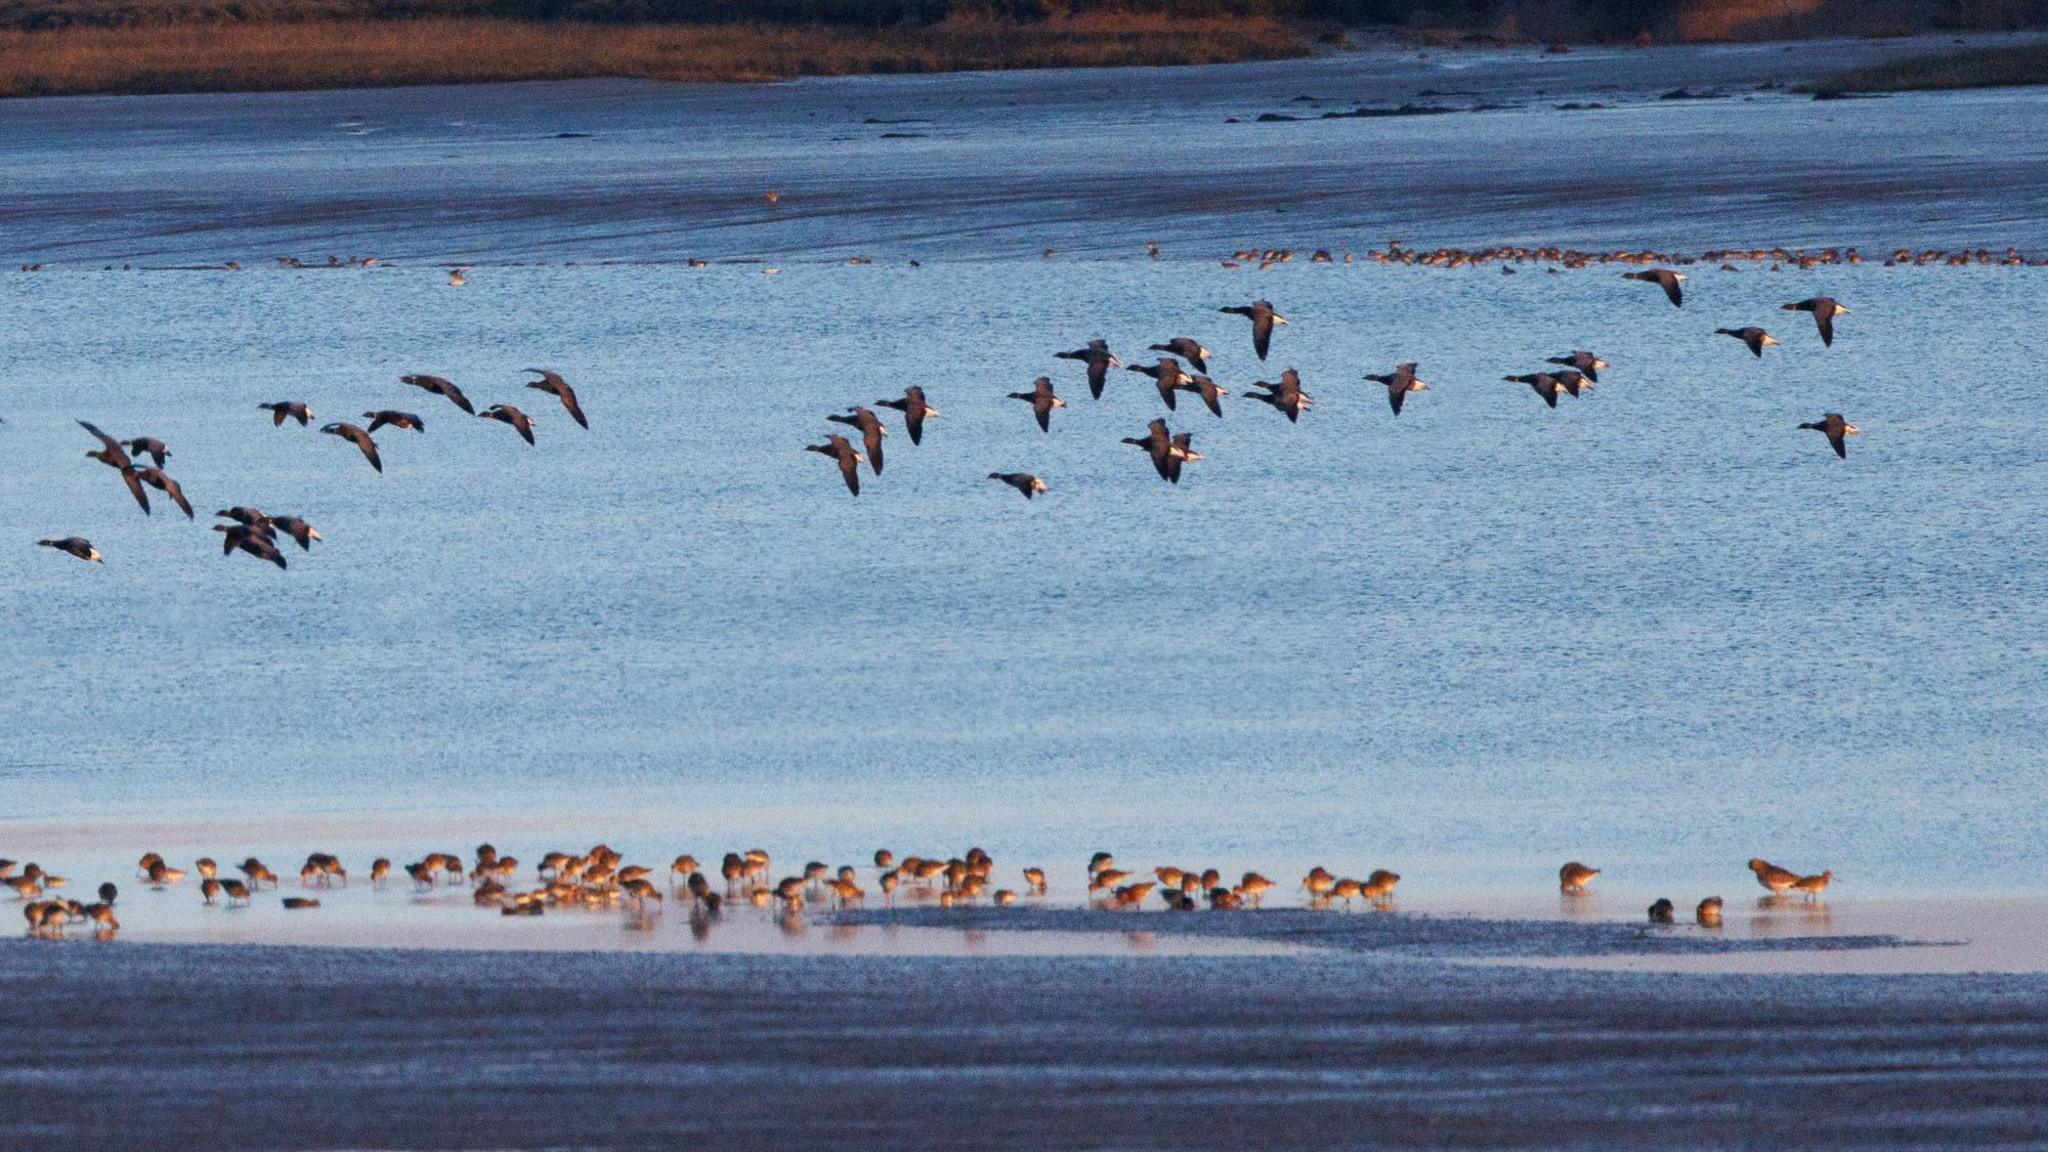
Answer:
0 12 1310 97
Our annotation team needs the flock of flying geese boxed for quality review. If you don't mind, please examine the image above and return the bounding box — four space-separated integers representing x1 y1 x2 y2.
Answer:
10 843 1832 939
800 276 1862 502
34 369 589 568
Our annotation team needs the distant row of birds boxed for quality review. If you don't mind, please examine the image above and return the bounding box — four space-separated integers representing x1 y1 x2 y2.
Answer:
35 369 592 568
800 282 1863 498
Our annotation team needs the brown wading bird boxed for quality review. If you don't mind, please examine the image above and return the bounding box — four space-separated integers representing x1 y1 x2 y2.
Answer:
479 404 536 446
1218 299 1288 360
524 369 588 429
1648 898 1676 923
1799 413 1859 458
1054 339 1121 399
1715 327 1778 357
1783 296 1848 346
122 437 170 468
875 387 937 445
1559 862 1600 892
1127 358 1189 411
1149 337 1212 374
260 401 315 427
1546 351 1608 382
37 537 101 563
1366 362 1429 416
987 472 1046 500
1793 870 1834 898
1624 267 1686 307
220 879 252 905
1177 372 1228 418
401 374 475 414
1007 377 1066 432
213 523 287 569
1244 368 1311 423
320 422 382 472
77 421 151 514
1748 858 1802 893
363 410 425 434
826 406 887 471
1506 373 1564 409
805 434 864 496
1696 896 1724 925
133 467 193 519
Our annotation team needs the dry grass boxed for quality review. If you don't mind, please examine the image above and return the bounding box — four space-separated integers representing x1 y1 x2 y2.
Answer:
1816 40 2048 92
0 12 1310 97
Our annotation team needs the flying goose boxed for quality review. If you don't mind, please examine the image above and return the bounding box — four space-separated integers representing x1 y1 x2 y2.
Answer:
269 515 322 550
134 466 194 519
875 387 938 445
987 472 1047 499
1054 340 1121 399
78 421 150 514
1623 268 1686 307
826 406 887 471
1783 296 1847 346
1007 377 1066 432
363 410 425 434
1365 363 1429 415
1798 412 1858 458
1218 299 1287 360
37 537 101 563
1545 351 1608 382
260 401 315 427
122 437 170 468
1715 327 1778 357
1127 359 1188 411
399 374 474 415
213 523 287 569
524 369 588 429
805 434 863 496
1505 373 1563 408
1121 418 1177 482
1148 338 1211 374
1178 373 1228 417
1245 368 1312 422
319 422 383 472
479 404 536 445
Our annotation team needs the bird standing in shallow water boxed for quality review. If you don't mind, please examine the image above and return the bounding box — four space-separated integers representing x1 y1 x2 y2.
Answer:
826 406 887 471
1648 898 1676 923
805 435 864 496
1624 268 1686 307
1783 296 1847 346
1007 377 1066 432
1055 340 1121 399
1748 858 1801 893
1558 862 1599 892
1793 871 1833 898
1715 327 1778 357
1798 413 1859 458
1218 299 1287 360
1696 896 1723 926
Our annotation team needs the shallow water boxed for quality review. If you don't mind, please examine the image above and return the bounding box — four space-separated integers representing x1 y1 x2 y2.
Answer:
3 39 2048 915
3 254 2045 902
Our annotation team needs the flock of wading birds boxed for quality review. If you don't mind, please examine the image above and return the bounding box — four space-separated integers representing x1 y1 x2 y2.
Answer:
8 844 1832 940
28 254 1868 565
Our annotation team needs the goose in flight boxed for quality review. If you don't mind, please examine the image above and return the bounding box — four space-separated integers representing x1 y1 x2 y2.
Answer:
875 387 938 445
1218 299 1287 360
1054 340 1121 399
524 369 588 429
320 422 383 472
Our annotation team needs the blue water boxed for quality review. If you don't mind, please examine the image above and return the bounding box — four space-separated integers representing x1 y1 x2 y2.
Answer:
3 42 2047 898
4 252 2044 896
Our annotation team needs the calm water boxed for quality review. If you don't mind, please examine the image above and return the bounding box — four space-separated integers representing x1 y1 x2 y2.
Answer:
2 44 2047 903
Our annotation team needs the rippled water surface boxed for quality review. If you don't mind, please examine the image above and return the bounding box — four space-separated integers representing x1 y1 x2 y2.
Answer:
3 42 2047 901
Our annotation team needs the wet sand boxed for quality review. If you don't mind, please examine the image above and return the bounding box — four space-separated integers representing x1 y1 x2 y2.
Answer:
7 929 2048 1151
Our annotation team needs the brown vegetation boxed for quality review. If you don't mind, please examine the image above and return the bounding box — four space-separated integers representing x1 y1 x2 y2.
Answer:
1816 39 2048 91
0 12 1308 97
